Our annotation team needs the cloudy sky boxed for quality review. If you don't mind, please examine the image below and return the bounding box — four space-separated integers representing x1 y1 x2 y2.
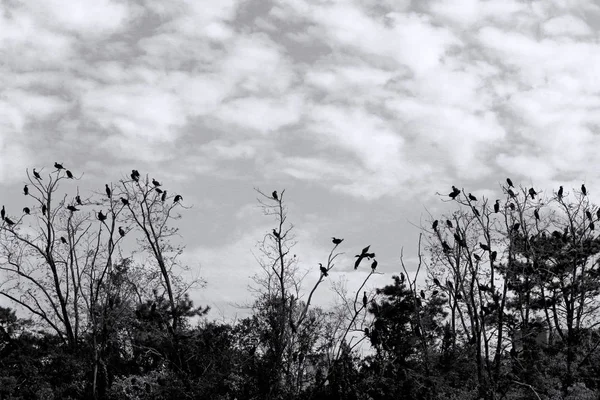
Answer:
1 0 600 320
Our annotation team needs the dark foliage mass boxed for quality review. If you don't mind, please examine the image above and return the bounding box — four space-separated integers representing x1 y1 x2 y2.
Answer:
2 169 600 400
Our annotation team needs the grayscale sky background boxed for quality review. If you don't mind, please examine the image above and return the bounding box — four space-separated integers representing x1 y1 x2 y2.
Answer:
1 0 600 320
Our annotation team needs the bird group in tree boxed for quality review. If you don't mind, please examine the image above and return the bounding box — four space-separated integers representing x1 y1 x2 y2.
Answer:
449 186 461 199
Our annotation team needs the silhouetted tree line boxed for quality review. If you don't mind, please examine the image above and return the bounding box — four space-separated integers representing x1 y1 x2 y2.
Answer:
1 168 600 399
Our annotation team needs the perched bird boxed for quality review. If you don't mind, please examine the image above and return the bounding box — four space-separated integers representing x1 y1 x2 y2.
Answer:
582 184 587 196
432 290 439 296
319 263 328 277
528 188 537 199
76 195 82 205
23 207 30 215
507 189 516 198
98 211 107 222
433 278 441 286
446 280 454 291
468 193 477 201
432 220 438 231
534 209 540 220
54 162 64 170
332 237 343 245
449 186 461 199
494 200 500 213
456 293 463 300
507 178 514 188
371 259 378 272
590 222 595 231
272 191 278 200
558 186 563 199
480 243 490 251
509 203 516 211
400 272 405 284
42 204 47 216
474 254 481 261
105 184 111 198
33 168 41 180
490 251 497 262
132 169 140 179
119 226 125 237
420 290 425 299
363 292 368 308
272 229 280 239
174 194 183 203
4 217 14 226
473 208 480 217
67 205 79 212
512 223 520 232
161 191 167 202
23 185 28 195
131 171 139 182
152 178 161 187
442 241 451 253
1 205 5 220
121 197 129 206
587 210 593 221
354 245 371 270
446 219 453 228
364 328 370 337
66 170 73 179
60 237 67 244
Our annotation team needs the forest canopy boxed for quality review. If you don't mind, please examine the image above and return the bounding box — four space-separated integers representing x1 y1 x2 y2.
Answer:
1 167 600 400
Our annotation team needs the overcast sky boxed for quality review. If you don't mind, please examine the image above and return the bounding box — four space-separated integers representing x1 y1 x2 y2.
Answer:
1 0 600 320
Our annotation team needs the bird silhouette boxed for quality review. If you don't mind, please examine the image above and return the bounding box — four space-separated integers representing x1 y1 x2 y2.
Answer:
534 209 540 220
442 241 451 253
76 195 82 205
590 222 595 231
363 291 368 307
272 191 278 200
400 272 405 284
507 178 514 188
449 186 461 199
105 184 111 198
420 290 425 299
4 217 14 226
494 200 500 213
67 205 79 212
319 263 328 277
582 184 587 196
1 205 5 220
272 229 280 239
66 170 73 179
23 207 30 215
60 237 67 244
558 186 563 198
433 278 441 286
161 191 167 202
586 210 593 220
473 209 480 217
98 211 107 222
468 193 477 201
512 223 520 232
479 243 490 251
371 259 378 272
446 280 454 291
432 220 438 231
121 198 129 206
33 168 41 180
529 188 537 199
474 253 481 261
131 171 139 182
152 178 161 187
446 220 453 228
119 227 125 237
354 245 371 270
432 290 439 296
54 162 64 170
332 237 343 245
174 194 183 203
509 203 516 211
23 185 28 195
490 251 497 262
507 189 516 198
42 204 47 216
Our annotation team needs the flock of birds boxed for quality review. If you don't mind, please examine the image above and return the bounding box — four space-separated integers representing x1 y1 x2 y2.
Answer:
269 190 378 280
0 164 184 243
435 178 596 263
